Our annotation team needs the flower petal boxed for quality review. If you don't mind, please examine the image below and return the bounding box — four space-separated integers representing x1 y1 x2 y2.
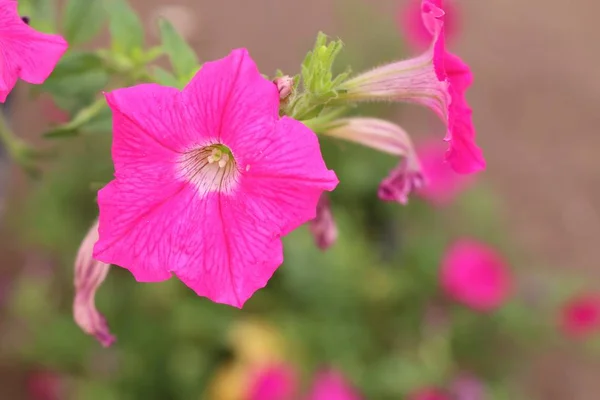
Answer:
167 188 284 308
94 85 192 281
240 117 338 235
0 0 67 102
74 220 115 347
182 48 280 149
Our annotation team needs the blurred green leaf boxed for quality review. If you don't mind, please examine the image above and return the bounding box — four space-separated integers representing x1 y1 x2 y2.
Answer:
157 18 199 83
105 0 144 56
63 0 106 46
40 52 109 113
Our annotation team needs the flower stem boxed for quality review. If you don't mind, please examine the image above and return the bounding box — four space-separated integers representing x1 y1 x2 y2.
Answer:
0 111 41 176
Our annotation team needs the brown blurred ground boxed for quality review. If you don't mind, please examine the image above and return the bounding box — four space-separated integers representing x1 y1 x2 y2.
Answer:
6 0 600 399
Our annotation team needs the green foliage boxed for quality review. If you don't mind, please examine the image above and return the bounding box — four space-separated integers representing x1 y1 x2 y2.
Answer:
157 18 200 87
105 0 145 57
287 32 351 121
63 0 106 45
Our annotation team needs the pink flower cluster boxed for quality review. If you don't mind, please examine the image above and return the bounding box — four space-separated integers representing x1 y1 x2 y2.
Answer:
0 0 67 102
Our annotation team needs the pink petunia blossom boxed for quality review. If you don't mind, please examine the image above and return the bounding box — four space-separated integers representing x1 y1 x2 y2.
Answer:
559 293 600 339
340 0 484 174
93 49 338 308
407 387 450 400
440 239 511 311
248 364 298 400
0 0 67 102
415 139 475 206
398 0 460 52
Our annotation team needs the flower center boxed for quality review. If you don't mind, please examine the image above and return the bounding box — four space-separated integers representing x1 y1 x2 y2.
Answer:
179 143 239 195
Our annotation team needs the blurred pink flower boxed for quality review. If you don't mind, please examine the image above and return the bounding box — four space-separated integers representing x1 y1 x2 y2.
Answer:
248 365 298 400
341 0 484 174
408 387 450 400
0 0 68 102
307 370 361 400
560 293 600 339
398 0 460 52
248 366 360 400
93 49 338 308
415 139 475 206
450 374 486 400
26 371 64 400
440 239 511 311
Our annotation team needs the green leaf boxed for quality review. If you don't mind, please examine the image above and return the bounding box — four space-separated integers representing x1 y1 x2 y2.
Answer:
157 18 199 81
40 52 109 114
153 67 181 87
105 0 144 56
63 0 106 46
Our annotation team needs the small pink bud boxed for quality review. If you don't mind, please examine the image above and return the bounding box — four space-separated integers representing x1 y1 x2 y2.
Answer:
73 219 115 347
273 76 294 100
309 195 338 250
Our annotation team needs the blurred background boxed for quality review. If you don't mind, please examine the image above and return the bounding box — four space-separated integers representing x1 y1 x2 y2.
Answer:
1 0 599 399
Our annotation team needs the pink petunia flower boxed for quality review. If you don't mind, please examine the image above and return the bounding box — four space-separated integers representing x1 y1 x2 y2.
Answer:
340 0 484 174
323 117 424 205
398 0 460 51
440 239 511 311
407 387 450 400
560 293 600 339
0 0 67 102
249 366 360 400
415 139 475 206
93 49 338 308
248 364 298 400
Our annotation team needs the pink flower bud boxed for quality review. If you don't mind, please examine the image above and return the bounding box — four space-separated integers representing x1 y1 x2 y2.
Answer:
324 118 424 205
273 76 294 100
73 220 115 347
309 195 338 250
